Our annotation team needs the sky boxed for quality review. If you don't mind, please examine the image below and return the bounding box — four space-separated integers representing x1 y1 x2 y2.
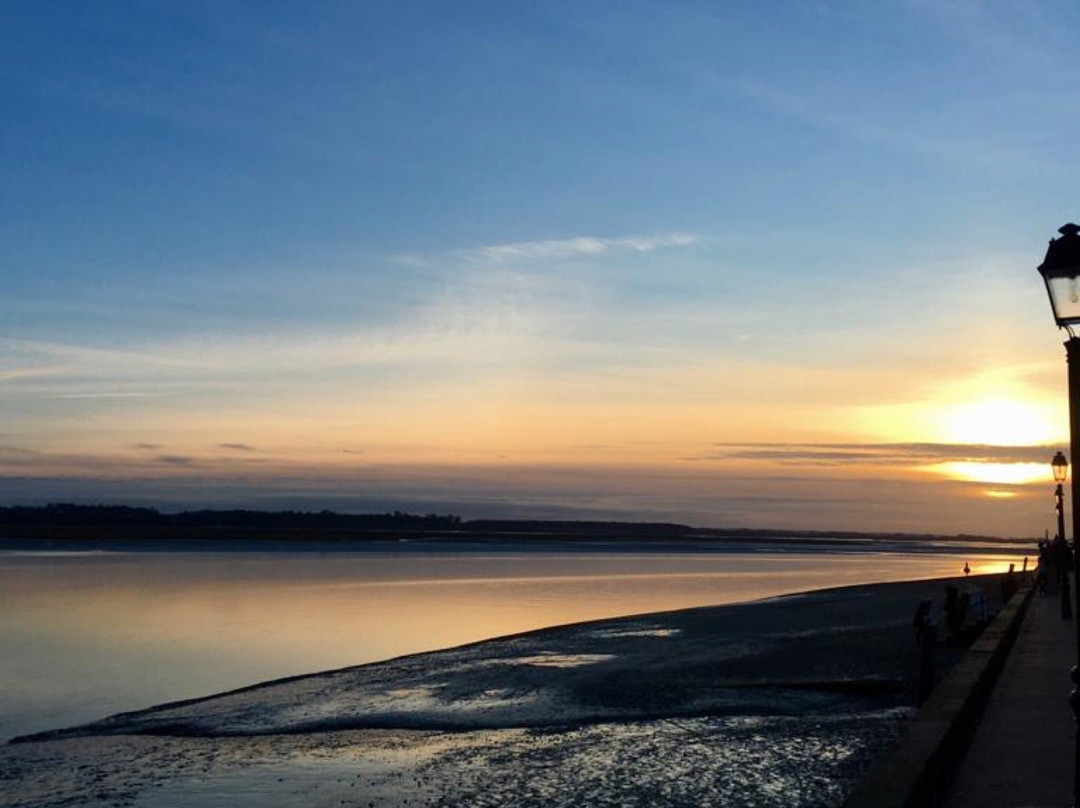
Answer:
4 0 1080 535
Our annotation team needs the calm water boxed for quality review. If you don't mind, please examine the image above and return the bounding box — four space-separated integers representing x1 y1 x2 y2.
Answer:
0 543 1025 741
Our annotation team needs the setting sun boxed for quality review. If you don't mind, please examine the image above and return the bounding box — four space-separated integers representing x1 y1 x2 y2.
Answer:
940 399 1058 447
927 461 1051 485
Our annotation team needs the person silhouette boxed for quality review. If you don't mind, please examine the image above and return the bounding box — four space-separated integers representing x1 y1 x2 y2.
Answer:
964 562 970 576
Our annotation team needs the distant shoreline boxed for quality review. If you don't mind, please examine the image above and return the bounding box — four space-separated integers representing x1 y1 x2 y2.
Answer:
0 531 1035 557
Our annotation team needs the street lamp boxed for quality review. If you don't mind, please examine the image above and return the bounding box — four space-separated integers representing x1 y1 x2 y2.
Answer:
1037 224 1080 805
1056 452 1070 484
1054 452 1072 620
1055 450 1069 546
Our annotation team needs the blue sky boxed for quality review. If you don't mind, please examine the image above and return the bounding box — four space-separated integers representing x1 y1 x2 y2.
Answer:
4 1 1080 534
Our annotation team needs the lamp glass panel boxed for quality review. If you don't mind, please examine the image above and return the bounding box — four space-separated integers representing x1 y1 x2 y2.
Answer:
1045 276 1080 325
1053 452 1068 482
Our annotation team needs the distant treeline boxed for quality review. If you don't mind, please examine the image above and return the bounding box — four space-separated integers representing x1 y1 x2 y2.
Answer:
0 505 696 535
0 503 463 530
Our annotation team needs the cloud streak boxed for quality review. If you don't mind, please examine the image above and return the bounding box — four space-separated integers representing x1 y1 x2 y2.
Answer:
712 75 1038 170
0 366 65 383
703 442 1060 467
393 232 700 267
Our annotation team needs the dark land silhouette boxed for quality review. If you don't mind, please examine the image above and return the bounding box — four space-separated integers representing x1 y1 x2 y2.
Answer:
0 502 1021 547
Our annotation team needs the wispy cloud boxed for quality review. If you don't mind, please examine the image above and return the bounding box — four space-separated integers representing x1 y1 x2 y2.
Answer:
0 366 65 383
700 442 1058 466
219 442 257 452
0 337 204 370
0 445 279 479
392 232 700 267
0 446 42 458
48 392 169 399
715 77 1035 169
156 455 196 466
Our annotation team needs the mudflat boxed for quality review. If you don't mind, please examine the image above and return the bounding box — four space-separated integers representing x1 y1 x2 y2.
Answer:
1 574 1000 808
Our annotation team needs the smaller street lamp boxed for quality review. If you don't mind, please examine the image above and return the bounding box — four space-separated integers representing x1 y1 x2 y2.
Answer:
1055 451 1070 485
1054 452 1072 621
1055 450 1069 554
1054 450 1069 558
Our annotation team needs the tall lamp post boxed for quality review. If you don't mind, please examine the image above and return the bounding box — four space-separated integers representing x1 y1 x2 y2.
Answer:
1036 223 1080 805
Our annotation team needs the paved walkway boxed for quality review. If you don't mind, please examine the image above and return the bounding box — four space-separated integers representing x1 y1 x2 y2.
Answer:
944 589 1076 807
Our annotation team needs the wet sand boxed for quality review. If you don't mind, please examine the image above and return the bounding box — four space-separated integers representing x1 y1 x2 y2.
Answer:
1 574 1001 808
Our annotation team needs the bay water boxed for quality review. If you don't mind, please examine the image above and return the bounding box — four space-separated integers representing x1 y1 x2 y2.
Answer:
0 541 1026 741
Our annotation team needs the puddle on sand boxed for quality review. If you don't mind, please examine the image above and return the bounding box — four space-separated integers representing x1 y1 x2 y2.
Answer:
126 743 449 808
589 627 681 639
420 711 910 808
506 653 615 668
130 759 437 808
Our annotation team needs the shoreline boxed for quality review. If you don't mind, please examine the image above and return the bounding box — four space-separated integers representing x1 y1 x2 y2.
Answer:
9 572 989 744
0 534 1034 558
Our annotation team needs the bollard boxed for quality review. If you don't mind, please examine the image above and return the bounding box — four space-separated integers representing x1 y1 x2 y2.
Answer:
918 621 938 704
1064 571 1074 620
913 598 938 705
